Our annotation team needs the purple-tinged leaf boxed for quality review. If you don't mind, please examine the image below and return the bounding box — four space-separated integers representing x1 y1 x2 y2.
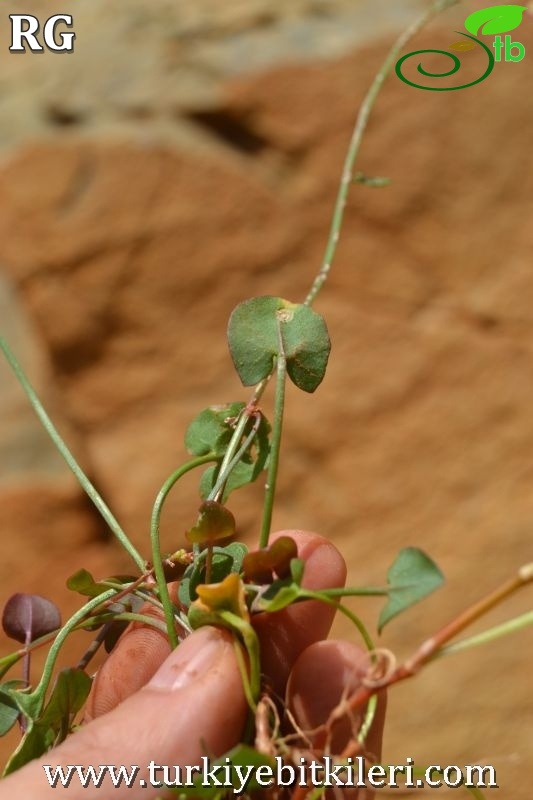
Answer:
2 594 61 645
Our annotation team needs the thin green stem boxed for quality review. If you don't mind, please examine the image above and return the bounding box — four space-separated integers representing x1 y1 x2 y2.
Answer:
219 612 260 708
208 412 262 502
27 589 117 717
259 352 287 548
301 590 375 653
0 338 145 572
150 454 218 649
435 610 533 659
211 378 271 502
303 0 460 307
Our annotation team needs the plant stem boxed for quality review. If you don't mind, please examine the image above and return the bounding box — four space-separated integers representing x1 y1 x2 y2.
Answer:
435 609 533 659
332 562 533 729
303 0 460 307
259 348 287 548
212 379 271 500
208 412 262 502
0 338 145 572
27 589 117 717
150 454 217 649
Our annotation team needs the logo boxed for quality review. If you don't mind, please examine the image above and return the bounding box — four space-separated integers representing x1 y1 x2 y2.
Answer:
396 4 528 90
9 14 75 53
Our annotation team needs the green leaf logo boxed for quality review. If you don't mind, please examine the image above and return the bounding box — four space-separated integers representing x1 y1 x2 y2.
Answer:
464 5 527 36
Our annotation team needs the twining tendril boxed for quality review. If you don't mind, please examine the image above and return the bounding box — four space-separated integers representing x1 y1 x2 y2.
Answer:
395 32 494 91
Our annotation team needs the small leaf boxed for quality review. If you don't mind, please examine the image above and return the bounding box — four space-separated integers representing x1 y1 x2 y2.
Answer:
353 172 391 187
185 402 245 457
449 40 476 51
255 581 301 613
178 543 248 607
66 570 137 599
227 296 331 393
2 594 61 644
242 536 298 583
0 684 20 735
464 5 527 36
378 548 444 633
3 669 91 774
40 669 91 733
194 573 249 621
185 501 236 545
290 558 305 585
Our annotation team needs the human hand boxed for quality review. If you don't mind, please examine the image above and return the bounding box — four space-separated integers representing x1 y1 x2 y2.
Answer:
0 531 385 799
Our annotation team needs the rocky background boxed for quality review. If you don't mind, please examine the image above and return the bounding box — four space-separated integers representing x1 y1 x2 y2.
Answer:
0 0 531 793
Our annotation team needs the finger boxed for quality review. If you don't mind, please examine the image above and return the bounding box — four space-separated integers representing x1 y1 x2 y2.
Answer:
88 530 345 717
0 627 247 800
286 640 386 760
253 530 347 698
84 614 171 720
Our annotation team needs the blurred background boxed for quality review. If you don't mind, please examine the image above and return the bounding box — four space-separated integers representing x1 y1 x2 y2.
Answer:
0 0 531 792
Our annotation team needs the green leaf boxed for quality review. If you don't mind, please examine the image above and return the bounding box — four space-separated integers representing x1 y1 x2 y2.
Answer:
185 402 245 457
66 569 136 599
0 683 21 736
4 669 91 775
40 669 91 735
290 558 305 585
227 296 331 393
378 548 444 633
354 172 391 188
167 745 274 797
464 5 527 36
255 580 301 613
179 543 248 607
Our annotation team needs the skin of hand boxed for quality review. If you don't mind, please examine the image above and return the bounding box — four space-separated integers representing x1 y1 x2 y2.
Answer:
0 531 385 799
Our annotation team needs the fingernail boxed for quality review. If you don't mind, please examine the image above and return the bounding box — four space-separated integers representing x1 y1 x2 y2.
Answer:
147 627 226 692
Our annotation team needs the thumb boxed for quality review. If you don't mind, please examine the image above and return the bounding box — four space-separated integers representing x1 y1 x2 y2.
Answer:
0 627 247 800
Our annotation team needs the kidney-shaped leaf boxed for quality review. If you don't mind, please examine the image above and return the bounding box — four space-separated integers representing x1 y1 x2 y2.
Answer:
464 5 527 36
378 548 444 633
2 594 61 645
228 296 331 393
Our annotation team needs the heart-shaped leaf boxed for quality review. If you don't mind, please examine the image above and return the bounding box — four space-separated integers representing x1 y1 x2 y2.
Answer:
378 548 444 633
464 5 527 36
228 296 331 393
2 594 61 645
185 501 236 545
